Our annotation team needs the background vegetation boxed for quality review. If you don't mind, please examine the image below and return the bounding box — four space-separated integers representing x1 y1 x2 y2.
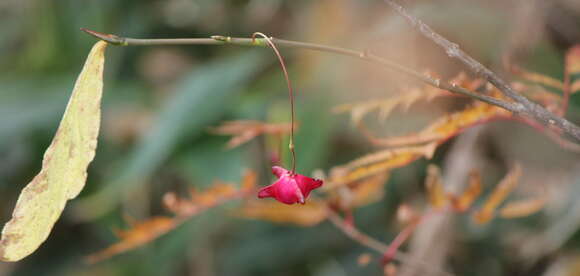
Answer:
1 0 580 275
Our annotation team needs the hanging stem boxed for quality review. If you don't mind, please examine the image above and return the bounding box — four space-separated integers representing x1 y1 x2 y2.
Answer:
251 32 297 174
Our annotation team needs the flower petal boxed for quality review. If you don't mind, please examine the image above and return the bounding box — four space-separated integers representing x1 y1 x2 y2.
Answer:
258 185 275 198
295 174 323 198
274 177 303 204
258 166 323 205
272 166 288 178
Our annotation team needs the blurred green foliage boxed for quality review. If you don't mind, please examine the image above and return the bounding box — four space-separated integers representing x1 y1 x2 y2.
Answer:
2 0 580 275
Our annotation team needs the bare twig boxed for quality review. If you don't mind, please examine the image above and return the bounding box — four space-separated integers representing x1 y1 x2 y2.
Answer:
326 208 453 276
382 214 425 264
384 0 580 141
327 209 390 253
80 28 515 123
82 24 580 141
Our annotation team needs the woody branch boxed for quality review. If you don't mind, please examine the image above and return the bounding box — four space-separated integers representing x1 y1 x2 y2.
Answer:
384 0 580 141
82 14 580 142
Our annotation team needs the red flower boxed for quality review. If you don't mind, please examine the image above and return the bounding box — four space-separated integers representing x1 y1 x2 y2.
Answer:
258 166 323 204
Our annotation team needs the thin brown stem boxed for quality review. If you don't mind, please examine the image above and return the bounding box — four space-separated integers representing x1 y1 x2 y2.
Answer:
382 214 427 264
81 27 580 142
80 29 515 119
251 32 297 174
384 0 580 141
327 208 389 253
326 207 453 276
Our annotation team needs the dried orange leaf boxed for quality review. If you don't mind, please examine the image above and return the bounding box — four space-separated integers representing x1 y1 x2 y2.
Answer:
368 102 510 147
512 68 564 91
427 103 509 139
89 170 257 263
499 198 545 219
86 217 176 264
334 88 444 125
328 173 388 210
163 171 257 217
240 170 258 191
162 192 199 217
425 165 447 209
351 172 389 207
237 200 327 226
327 143 436 188
192 183 237 206
363 130 442 148
211 120 292 148
473 164 522 224
452 170 482 212
0 41 107 261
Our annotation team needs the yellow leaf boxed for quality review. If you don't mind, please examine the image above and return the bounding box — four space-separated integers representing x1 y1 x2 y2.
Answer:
499 198 545 219
0 41 107 261
365 102 510 148
473 163 522 224
452 170 482 212
427 103 509 139
327 143 436 188
330 172 390 210
425 165 447 209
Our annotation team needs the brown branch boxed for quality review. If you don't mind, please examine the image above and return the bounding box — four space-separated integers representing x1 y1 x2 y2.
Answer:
82 24 580 141
80 28 516 123
384 0 580 141
326 208 453 276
